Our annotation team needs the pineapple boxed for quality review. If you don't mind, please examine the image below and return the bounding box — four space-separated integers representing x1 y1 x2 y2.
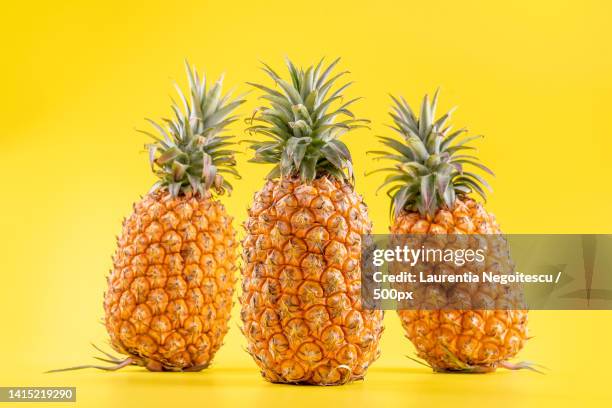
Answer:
240 58 384 385
61 63 244 372
371 91 529 373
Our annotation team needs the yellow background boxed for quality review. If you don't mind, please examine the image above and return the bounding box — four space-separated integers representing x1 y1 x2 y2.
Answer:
1 0 611 406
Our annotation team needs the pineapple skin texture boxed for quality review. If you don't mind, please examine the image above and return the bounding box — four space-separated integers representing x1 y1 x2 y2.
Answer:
241 177 384 385
392 198 528 372
104 191 237 371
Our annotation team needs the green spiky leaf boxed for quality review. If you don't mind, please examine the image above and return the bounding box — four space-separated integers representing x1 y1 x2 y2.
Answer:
145 61 245 197
369 90 494 217
246 58 365 183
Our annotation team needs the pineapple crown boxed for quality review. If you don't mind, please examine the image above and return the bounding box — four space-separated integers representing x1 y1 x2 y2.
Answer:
369 90 493 219
140 61 246 197
246 57 369 184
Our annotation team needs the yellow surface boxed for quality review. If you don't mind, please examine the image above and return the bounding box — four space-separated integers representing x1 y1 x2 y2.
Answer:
1 0 611 407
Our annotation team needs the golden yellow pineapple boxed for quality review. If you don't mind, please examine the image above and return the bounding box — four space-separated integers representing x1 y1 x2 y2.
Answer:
241 58 384 385
56 63 244 372
371 91 529 372
105 189 237 371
